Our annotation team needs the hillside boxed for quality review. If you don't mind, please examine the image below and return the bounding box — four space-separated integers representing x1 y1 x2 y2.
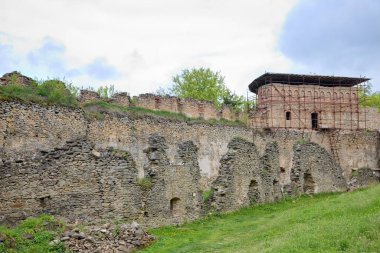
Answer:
141 185 380 253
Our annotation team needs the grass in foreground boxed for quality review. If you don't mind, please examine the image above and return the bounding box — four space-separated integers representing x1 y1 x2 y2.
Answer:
0 215 65 253
141 185 380 253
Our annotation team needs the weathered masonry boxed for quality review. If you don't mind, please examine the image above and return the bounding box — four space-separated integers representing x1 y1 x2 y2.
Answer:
0 100 379 228
248 73 379 130
0 71 379 229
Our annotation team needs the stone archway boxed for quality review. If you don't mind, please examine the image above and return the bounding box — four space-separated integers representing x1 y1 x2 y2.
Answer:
170 197 181 217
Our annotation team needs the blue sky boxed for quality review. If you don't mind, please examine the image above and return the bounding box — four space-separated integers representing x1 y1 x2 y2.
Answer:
0 0 379 94
279 0 380 91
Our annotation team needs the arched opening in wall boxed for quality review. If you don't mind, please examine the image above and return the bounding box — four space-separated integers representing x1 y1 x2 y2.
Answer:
272 179 281 201
303 172 315 194
248 179 260 204
286 111 291 120
170 197 181 217
311 112 318 129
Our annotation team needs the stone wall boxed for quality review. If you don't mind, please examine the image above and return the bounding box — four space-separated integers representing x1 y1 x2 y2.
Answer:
79 90 100 104
0 100 379 227
110 92 130 107
135 94 237 121
288 142 347 195
75 90 240 121
212 138 282 212
0 71 35 86
0 101 87 163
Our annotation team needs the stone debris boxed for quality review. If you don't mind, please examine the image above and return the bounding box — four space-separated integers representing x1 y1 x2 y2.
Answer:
54 222 154 253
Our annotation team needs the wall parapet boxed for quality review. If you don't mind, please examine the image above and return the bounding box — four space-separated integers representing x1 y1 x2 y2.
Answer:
135 93 238 121
79 90 100 104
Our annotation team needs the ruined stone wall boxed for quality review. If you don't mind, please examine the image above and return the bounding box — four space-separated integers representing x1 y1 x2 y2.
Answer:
76 91 239 121
110 92 131 107
212 139 281 212
135 94 235 120
86 114 251 183
251 130 379 183
0 139 141 224
0 100 379 227
79 90 100 104
289 142 347 195
0 136 203 227
135 94 160 111
0 101 87 163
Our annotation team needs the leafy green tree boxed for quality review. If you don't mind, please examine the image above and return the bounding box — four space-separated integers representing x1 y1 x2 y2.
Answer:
171 68 226 107
171 67 252 112
358 83 380 110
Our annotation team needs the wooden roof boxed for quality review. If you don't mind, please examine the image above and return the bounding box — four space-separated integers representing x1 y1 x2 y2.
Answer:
248 73 370 93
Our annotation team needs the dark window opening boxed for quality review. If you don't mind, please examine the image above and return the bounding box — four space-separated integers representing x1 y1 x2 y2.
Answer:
311 112 318 129
286 111 291 120
38 195 51 208
170 197 181 217
248 179 260 204
303 172 315 194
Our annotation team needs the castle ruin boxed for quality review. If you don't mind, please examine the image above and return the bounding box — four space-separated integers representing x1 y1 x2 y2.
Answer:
0 71 379 228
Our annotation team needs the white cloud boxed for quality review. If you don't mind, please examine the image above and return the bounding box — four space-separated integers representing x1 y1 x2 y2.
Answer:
0 0 298 95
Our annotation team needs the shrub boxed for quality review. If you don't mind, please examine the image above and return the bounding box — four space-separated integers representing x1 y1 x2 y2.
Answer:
137 177 153 189
0 77 79 107
202 189 214 203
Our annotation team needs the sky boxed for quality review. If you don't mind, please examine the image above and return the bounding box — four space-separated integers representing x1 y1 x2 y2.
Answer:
0 0 379 95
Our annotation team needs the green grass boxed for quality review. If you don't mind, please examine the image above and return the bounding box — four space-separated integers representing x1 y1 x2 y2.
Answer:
140 185 380 253
83 101 246 127
0 79 78 108
0 214 66 253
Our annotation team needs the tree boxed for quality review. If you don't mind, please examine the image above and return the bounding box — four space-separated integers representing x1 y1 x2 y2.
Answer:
171 68 226 107
171 67 251 112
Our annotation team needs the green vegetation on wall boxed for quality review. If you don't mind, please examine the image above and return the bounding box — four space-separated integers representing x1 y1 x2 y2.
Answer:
83 100 245 127
0 75 78 107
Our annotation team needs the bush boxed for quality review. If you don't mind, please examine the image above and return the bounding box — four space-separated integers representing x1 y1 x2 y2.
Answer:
38 79 78 107
0 78 79 107
202 189 214 202
137 177 153 189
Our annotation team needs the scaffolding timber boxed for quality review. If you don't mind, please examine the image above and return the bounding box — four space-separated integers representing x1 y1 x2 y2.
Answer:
248 73 370 132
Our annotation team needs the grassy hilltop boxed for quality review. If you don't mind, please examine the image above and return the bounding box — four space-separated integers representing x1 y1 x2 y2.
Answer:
141 185 380 253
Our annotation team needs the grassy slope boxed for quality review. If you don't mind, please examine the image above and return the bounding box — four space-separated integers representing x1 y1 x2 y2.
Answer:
0 215 65 253
141 185 380 253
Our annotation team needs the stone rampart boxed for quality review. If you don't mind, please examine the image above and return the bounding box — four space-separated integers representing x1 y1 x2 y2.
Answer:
135 94 235 120
79 90 100 104
110 92 131 107
0 100 379 227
